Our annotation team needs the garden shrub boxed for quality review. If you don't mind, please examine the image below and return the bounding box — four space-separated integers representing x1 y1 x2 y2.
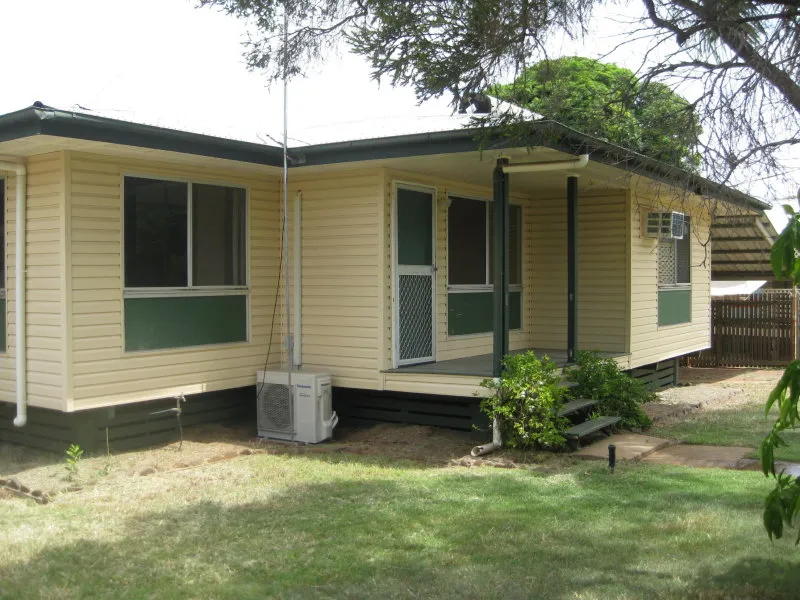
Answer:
564 350 654 428
480 351 569 449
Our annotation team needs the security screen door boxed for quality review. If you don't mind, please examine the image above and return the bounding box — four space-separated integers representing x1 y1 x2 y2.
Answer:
394 185 435 366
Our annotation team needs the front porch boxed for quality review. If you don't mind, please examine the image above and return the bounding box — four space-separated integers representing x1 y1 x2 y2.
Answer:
388 348 629 377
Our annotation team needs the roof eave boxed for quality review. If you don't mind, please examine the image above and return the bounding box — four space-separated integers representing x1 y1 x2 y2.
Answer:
0 106 285 167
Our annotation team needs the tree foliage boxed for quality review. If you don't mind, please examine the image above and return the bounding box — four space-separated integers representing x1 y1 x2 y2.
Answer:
763 207 800 542
491 57 702 169
200 0 799 192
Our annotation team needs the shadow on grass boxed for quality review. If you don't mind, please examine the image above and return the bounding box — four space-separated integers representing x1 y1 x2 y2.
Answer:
0 457 794 600
0 443 62 477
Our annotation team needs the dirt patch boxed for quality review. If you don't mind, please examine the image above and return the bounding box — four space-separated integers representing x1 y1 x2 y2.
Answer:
0 419 581 502
0 422 487 499
644 367 783 427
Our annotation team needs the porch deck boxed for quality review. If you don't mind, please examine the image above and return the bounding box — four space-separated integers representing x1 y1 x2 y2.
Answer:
387 348 629 377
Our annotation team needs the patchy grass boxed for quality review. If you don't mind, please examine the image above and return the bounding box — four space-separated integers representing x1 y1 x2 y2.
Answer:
650 399 800 462
1 451 798 599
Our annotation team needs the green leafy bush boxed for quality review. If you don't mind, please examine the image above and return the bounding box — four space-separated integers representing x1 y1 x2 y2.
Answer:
565 351 654 428
480 351 569 449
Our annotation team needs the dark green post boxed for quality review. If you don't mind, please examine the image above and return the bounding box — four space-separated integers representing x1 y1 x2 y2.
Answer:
493 158 510 377
567 176 578 363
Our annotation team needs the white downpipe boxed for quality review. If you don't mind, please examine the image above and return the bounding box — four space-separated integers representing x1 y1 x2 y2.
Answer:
471 418 502 457
502 154 589 174
0 161 27 427
293 191 302 367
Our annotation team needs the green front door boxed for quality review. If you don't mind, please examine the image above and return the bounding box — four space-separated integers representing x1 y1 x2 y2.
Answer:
395 185 435 366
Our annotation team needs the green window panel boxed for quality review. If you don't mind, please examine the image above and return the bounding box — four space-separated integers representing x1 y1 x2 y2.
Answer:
124 295 247 351
658 288 691 326
397 187 433 266
448 291 521 336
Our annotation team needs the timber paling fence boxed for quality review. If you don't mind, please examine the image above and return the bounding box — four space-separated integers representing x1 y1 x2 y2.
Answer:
686 290 798 368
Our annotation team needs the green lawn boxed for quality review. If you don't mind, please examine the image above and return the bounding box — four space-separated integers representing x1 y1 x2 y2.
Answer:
1 453 799 599
650 399 800 462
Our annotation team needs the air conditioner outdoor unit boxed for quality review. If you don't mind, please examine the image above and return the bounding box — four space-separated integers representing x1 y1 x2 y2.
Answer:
643 211 685 239
256 370 338 443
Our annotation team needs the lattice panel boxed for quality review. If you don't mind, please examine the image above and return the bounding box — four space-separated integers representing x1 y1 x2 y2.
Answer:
658 240 676 286
398 273 433 361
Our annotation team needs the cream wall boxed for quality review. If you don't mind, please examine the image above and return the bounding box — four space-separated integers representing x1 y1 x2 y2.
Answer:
628 185 713 368
0 153 67 411
289 170 385 390
66 151 282 410
528 191 629 353
0 150 723 412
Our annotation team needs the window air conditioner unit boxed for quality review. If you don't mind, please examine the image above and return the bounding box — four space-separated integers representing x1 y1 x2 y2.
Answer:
256 370 338 443
643 211 684 239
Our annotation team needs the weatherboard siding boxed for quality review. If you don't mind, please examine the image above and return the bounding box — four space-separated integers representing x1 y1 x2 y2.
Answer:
0 153 67 411
628 188 713 368
290 170 384 390
528 192 628 354
67 151 282 410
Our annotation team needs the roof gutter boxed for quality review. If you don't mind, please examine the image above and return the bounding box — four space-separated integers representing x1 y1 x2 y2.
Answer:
0 160 27 427
502 154 589 173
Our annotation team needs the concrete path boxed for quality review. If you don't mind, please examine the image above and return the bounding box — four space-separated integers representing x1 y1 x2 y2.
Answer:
575 433 800 472
641 444 752 469
574 433 676 461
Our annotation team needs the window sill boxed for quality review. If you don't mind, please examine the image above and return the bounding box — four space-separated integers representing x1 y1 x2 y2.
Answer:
448 285 523 293
658 284 691 291
124 287 248 298
122 339 252 356
446 328 523 341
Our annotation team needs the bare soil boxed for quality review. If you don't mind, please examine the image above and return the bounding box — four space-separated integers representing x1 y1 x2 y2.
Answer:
4 366 777 500
644 366 782 427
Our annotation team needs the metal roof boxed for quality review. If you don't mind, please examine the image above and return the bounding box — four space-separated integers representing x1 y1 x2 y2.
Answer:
710 214 779 280
0 103 770 212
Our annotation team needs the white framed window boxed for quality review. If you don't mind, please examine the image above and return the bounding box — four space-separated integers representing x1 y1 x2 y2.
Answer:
447 195 523 336
447 196 522 290
121 175 249 352
658 217 691 288
123 176 248 294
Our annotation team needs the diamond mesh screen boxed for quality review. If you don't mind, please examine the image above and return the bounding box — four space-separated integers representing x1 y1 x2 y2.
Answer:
398 273 433 361
658 240 676 286
258 383 293 433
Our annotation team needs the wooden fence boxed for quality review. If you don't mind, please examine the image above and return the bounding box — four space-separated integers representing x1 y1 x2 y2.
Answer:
686 290 798 368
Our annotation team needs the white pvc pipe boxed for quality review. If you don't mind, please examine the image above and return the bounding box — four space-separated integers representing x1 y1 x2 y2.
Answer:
293 191 302 367
0 161 27 427
471 418 502 457
502 154 589 174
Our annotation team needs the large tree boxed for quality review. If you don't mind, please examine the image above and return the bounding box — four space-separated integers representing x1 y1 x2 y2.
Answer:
491 56 702 169
200 0 799 194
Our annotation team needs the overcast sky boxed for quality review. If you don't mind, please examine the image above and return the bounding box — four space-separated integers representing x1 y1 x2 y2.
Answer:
0 0 796 217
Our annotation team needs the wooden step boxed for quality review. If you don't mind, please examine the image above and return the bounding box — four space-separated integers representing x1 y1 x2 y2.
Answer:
557 398 598 417
565 416 621 450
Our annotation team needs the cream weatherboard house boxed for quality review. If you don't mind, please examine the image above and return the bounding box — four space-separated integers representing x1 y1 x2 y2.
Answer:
0 103 767 451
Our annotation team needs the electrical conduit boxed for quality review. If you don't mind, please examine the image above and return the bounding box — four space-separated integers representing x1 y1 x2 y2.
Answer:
0 160 27 427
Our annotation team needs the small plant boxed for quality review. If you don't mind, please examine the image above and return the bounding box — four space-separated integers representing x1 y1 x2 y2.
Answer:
64 444 84 481
480 351 569 449
565 351 654 428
